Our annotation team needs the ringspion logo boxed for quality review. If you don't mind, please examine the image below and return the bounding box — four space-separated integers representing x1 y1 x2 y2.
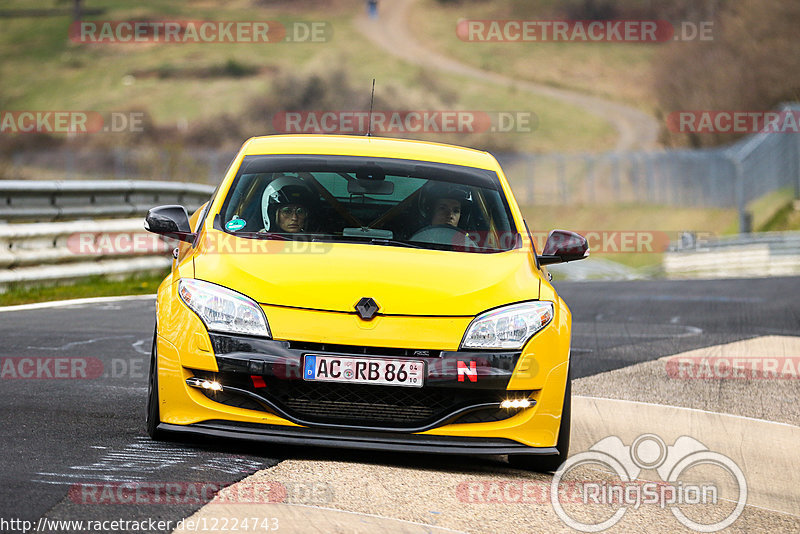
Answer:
551 434 747 532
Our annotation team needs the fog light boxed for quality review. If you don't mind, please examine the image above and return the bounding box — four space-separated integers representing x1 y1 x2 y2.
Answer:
186 377 223 392
204 380 222 391
501 398 531 409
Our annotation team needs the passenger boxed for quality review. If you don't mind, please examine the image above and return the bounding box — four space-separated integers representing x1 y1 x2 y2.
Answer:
261 176 317 233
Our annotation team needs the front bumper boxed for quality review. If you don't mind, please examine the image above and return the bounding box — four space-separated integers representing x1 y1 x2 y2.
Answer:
154 286 573 451
187 333 533 433
158 420 560 456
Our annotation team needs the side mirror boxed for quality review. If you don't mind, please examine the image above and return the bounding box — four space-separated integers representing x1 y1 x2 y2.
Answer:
144 205 195 243
538 229 589 265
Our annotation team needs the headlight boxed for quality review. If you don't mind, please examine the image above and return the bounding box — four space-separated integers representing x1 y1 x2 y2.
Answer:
461 302 554 350
178 279 271 337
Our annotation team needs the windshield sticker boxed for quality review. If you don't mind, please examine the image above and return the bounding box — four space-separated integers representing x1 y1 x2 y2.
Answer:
225 217 247 232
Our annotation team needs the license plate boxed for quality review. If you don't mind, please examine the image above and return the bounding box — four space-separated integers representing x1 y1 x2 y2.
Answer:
303 355 425 388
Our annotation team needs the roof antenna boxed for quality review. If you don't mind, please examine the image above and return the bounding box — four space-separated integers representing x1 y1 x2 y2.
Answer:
366 78 375 137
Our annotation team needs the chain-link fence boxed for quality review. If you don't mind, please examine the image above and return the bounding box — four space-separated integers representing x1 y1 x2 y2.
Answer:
497 148 742 207
3 105 799 232
498 104 800 217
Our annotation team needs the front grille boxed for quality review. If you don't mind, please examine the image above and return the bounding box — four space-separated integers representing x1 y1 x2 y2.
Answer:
277 380 447 424
192 370 531 430
287 341 442 358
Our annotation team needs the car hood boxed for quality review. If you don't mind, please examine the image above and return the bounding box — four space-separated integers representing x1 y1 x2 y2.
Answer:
192 232 541 317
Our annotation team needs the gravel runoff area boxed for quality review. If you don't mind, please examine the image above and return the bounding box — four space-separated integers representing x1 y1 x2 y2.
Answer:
174 336 800 533
176 457 798 534
573 335 800 426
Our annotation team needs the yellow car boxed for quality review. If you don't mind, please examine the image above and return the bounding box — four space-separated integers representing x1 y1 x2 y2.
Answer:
145 135 588 471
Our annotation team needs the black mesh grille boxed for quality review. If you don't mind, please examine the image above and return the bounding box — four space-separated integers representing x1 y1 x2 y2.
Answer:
276 380 446 424
451 408 516 424
192 370 531 429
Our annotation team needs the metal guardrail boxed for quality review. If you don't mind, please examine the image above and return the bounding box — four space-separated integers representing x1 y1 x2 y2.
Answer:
0 180 214 222
664 231 800 278
0 180 213 287
0 218 170 269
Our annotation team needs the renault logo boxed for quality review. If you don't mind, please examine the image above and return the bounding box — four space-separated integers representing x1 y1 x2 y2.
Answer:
355 297 380 320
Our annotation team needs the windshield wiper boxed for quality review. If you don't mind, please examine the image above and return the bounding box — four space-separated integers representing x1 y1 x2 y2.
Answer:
312 234 421 249
228 231 291 241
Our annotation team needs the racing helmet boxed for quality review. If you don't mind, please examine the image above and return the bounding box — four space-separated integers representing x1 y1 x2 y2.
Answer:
261 175 317 231
418 181 473 227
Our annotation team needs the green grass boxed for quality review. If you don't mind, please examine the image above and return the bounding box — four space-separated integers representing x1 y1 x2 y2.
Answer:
0 0 617 153
0 1 361 122
747 188 800 232
522 203 740 272
521 203 738 236
0 270 167 306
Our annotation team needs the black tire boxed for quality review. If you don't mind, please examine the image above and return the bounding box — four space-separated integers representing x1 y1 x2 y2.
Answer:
146 327 166 440
509 372 571 473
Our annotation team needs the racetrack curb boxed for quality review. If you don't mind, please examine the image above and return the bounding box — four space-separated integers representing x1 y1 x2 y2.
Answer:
573 396 800 517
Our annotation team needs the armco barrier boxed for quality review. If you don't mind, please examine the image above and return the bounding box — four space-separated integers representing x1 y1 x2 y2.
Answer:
0 218 174 287
0 180 214 222
0 179 213 288
664 231 800 278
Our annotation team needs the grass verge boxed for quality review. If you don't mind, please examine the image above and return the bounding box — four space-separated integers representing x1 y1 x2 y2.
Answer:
0 0 616 154
0 270 167 307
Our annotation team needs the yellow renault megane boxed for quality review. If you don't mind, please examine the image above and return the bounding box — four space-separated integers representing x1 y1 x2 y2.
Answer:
145 135 588 471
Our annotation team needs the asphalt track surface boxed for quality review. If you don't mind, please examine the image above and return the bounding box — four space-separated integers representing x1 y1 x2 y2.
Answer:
0 277 798 532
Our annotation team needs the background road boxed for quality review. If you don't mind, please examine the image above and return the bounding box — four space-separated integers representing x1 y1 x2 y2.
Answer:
1 277 798 531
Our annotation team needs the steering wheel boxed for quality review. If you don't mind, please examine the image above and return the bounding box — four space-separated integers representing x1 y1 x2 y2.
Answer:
409 224 473 247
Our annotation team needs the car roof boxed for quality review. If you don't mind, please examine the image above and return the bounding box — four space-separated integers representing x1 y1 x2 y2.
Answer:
241 135 498 171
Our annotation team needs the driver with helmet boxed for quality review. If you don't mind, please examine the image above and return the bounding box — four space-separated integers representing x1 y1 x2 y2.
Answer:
419 181 473 230
410 181 477 245
261 175 317 233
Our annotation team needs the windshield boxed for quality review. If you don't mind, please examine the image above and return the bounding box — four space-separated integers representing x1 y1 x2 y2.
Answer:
217 155 519 253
